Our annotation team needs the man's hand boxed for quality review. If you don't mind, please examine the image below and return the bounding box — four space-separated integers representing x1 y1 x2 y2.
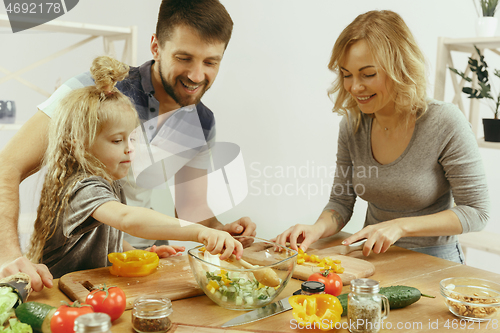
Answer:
0 257 53 292
221 217 256 247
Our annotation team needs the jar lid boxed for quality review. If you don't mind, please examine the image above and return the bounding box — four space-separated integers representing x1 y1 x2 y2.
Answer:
133 295 173 318
74 313 111 332
350 278 380 293
301 281 325 293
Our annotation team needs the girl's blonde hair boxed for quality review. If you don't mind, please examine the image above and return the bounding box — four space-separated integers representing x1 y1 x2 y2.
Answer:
27 56 138 263
327 10 427 132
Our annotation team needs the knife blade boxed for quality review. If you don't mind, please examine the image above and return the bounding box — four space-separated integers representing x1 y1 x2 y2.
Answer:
327 239 366 255
220 297 293 328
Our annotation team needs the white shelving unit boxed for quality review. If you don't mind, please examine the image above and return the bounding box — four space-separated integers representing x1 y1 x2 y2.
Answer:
0 14 137 131
0 124 23 131
434 36 500 149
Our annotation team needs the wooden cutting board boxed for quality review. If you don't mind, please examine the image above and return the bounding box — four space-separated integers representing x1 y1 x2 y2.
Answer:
292 247 375 284
59 255 203 310
170 323 276 333
241 243 375 285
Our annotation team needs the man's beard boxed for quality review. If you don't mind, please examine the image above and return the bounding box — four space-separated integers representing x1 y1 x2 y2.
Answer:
159 65 209 107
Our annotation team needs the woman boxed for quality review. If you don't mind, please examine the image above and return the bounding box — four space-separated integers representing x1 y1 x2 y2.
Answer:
274 10 489 263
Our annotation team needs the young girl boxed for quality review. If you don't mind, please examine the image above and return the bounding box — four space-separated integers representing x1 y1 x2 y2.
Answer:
27 56 243 278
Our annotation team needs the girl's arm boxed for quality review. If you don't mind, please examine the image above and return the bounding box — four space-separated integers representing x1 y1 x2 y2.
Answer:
93 201 242 260
122 240 135 252
174 165 256 247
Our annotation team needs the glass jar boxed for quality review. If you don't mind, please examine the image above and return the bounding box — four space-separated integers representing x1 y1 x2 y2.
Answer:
300 281 325 295
347 279 389 333
132 295 173 333
74 313 112 333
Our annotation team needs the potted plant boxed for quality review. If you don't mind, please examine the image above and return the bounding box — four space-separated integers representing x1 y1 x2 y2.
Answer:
449 45 500 142
473 0 499 36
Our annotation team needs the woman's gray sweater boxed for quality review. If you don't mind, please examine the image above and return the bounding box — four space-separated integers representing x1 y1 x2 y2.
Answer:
324 99 490 249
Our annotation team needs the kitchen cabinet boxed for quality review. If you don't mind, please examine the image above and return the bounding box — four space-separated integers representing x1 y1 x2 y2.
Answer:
434 36 500 149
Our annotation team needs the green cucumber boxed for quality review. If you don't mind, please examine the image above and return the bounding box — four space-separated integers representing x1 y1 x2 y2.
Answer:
15 302 56 333
337 285 435 316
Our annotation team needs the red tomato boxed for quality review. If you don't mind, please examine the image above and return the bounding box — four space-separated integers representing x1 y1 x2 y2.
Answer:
50 302 94 333
308 270 343 296
85 285 126 321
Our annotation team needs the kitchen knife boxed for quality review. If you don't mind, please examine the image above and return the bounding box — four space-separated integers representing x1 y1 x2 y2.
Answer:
220 296 294 328
326 239 366 255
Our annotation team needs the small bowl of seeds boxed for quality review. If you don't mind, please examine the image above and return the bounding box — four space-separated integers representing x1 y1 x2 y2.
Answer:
440 277 500 322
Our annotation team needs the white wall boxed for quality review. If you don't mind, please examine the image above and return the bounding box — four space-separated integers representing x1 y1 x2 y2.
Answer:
1 1 499 272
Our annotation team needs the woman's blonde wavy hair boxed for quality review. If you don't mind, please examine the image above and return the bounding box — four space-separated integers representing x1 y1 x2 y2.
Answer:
327 10 428 132
27 56 138 263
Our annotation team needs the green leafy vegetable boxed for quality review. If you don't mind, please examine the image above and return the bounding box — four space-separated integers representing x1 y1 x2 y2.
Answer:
0 318 32 332
0 287 18 327
0 286 31 332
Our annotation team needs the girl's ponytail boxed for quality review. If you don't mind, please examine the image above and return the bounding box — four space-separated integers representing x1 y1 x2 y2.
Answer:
90 56 129 95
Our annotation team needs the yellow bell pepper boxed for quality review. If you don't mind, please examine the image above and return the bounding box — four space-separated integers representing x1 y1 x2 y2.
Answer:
289 294 342 331
108 250 159 277
297 248 345 274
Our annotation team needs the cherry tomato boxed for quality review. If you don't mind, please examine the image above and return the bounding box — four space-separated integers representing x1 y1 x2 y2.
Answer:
50 301 94 333
85 285 126 321
307 270 343 296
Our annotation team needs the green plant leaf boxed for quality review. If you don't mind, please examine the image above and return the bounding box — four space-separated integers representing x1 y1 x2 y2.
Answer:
448 67 472 82
494 69 500 79
450 43 499 117
480 0 499 16
478 82 493 99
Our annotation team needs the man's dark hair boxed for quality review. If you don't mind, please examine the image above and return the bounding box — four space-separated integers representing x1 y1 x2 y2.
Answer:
156 0 233 48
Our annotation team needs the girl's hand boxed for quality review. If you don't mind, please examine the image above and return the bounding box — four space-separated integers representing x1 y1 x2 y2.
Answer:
272 224 324 252
198 229 243 260
342 219 404 256
147 245 185 258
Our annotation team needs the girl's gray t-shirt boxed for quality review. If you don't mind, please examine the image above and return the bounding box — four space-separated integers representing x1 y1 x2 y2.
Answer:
325 99 490 249
42 176 125 278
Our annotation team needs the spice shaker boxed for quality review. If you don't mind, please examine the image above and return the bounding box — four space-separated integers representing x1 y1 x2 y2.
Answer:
300 281 325 295
132 295 173 333
74 313 112 333
347 278 389 333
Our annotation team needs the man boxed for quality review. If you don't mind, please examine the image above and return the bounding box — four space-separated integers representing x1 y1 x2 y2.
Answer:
0 0 256 291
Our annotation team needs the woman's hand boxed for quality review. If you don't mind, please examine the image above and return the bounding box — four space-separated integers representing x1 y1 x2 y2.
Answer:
146 245 185 258
198 228 243 260
272 224 325 252
342 219 404 256
273 210 343 252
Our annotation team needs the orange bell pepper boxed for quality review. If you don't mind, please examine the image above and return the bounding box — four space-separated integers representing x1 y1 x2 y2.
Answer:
108 250 159 277
289 294 342 331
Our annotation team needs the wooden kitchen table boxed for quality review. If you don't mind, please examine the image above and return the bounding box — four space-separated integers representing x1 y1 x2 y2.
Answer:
30 232 500 332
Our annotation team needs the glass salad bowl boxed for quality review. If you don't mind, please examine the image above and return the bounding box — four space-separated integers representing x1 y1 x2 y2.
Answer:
188 236 297 310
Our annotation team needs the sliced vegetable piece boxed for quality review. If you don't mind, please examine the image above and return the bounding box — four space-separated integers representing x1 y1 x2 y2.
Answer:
108 250 159 277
